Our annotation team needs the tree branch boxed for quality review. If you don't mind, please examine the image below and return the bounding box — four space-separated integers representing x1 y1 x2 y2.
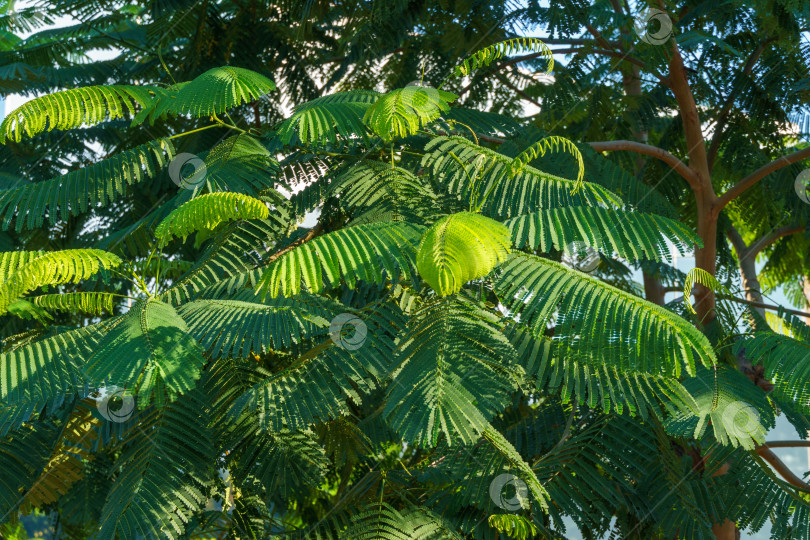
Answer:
718 146 810 209
588 140 700 188
749 225 805 258
707 39 774 170
717 295 810 319
265 222 325 264
765 441 810 449
756 445 810 491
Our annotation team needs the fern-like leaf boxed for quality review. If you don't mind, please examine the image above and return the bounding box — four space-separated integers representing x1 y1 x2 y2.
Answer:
274 91 379 147
0 249 121 314
683 268 730 314
736 333 810 414
422 136 620 218
342 502 463 540
1 85 163 142
507 325 698 418
0 138 175 231
363 86 457 140
385 296 522 447
1 325 99 403
453 37 553 78
416 212 511 296
256 222 423 299
496 253 716 378
83 298 205 406
665 366 773 449
137 67 275 121
506 206 698 262
510 136 584 187
178 289 335 359
488 514 539 540
30 292 116 315
155 192 270 246
98 391 215 539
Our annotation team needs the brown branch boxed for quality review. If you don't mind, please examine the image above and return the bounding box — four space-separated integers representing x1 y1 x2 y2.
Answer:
264 222 325 264
756 445 810 491
707 40 774 170
765 441 810 449
717 295 810 319
588 140 700 188
584 23 617 52
718 146 810 209
749 225 805 258
668 44 711 193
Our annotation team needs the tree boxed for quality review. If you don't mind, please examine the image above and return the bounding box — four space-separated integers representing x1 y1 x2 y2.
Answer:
3 2 810 539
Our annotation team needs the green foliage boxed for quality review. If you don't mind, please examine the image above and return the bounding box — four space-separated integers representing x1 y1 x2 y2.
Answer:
256 222 423 298
510 135 584 186
506 206 698 262
0 138 175 231
488 514 539 540
416 212 511 296
385 295 521 446
683 268 731 314
452 37 554 78
736 332 810 414
98 391 215 540
83 299 205 406
31 292 116 315
507 325 698 418
0 249 121 314
496 253 716 378
2 14 808 537
155 193 270 245
363 86 457 140
0 85 162 142
135 66 276 121
422 136 619 218
342 503 462 540
666 367 773 449
275 91 379 147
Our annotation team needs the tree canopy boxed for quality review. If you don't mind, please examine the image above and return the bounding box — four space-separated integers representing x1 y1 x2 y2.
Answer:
2 1 810 539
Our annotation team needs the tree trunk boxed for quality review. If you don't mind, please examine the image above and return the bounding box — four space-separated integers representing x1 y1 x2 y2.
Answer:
622 63 665 306
727 227 766 318
804 277 810 325
693 200 719 324
643 271 666 305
